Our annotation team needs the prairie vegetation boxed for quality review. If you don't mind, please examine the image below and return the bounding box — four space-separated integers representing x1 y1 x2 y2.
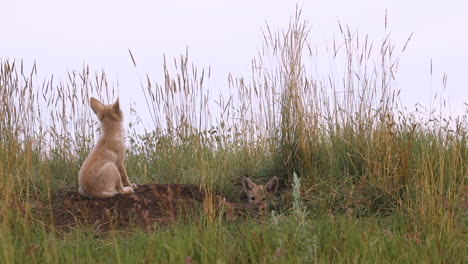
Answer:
0 10 466 263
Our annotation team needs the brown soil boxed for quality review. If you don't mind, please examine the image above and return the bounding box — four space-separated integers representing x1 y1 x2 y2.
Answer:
51 183 259 232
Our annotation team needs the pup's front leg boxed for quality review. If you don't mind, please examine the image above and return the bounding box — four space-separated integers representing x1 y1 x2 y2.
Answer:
118 162 137 189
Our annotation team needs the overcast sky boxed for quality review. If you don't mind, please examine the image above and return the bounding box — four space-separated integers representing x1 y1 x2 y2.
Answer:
1 0 467 125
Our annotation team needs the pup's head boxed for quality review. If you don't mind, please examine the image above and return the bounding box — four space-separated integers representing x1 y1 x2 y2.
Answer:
242 176 279 208
90 97 123 124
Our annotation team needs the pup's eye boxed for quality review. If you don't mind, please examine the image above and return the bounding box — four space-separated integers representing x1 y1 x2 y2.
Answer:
250 197 255 201
262 198 266 201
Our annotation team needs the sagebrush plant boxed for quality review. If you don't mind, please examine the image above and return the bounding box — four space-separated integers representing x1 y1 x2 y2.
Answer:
0 7 466 263
292 172 308 222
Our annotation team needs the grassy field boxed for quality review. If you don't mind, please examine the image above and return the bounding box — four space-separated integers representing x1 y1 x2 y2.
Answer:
0 11 466 263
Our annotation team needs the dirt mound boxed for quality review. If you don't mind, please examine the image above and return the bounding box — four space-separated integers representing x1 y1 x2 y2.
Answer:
51 183 261 232
52 184 210 231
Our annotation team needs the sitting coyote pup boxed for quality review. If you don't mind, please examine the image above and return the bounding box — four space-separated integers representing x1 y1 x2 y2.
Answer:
78 97 137 199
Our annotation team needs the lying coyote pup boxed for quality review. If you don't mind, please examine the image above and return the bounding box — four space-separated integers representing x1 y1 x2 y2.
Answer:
78 97 137 199
242 176 279 207
213 176 280 221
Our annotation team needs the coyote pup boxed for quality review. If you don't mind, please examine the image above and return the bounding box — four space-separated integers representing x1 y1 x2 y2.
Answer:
78 97 137 199
242 176 279 206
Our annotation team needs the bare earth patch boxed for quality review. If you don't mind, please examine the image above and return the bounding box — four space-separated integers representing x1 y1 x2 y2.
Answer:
51 184 262 232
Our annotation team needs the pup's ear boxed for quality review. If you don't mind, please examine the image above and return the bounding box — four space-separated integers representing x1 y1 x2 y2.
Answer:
265 176 279 194
90 97 104 116
112 97 120 112
242 176 256 191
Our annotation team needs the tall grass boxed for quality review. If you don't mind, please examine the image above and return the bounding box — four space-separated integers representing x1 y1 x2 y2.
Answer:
0 8 466 263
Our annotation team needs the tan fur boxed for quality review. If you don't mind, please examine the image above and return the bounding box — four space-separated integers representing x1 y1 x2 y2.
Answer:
78 97 136 199
242 176 279 207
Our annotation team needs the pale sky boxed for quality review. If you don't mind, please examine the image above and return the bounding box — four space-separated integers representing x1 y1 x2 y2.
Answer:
1 0 467 128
